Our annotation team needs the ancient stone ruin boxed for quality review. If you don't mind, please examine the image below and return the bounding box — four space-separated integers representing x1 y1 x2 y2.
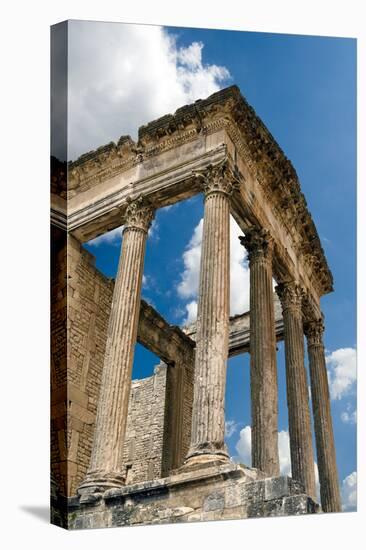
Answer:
51 85 341 529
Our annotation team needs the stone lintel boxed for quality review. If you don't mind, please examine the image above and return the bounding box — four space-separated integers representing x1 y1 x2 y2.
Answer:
138 299 194 365
66 145 227 242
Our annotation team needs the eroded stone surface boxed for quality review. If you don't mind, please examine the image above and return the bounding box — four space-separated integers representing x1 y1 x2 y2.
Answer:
68 465 319 529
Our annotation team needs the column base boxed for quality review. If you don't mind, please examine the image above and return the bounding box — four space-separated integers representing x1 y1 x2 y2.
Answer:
77 471 126 503
181 443 230 473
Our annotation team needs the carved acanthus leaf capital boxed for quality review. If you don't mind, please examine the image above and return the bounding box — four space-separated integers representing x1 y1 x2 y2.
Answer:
124 195 155 232
239 227 274 263
193 159 240 198
304 317 325 346
276 281 304 312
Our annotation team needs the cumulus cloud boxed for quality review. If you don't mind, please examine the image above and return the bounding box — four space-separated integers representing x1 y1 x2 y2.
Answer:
177 219 203 302
341 471 357 511
67 22 230 160
326 347 357 400
225 420 239 438
340 403 357 424
235 425 251 466
277 429 292 477
177 216 249 324
87 225 123 247
230 218 250 314
185 301 198 325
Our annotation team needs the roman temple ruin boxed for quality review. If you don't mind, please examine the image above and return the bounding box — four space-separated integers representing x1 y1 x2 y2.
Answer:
51 85 341 529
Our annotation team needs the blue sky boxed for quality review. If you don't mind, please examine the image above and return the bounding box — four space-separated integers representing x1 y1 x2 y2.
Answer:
69 21 356 511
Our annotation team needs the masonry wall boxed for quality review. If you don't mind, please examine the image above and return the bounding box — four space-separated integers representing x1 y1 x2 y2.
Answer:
51 227 68 496
51 233 194 498
67 235 115 496
123 365 168 484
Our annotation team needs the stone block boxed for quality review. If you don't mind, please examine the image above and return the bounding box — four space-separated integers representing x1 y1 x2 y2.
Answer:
264 476 290 501
203 491 225 512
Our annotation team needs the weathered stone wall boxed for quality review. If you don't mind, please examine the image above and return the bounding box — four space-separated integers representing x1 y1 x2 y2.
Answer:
123 365 168 484
68 235 117 496
51 227 68 496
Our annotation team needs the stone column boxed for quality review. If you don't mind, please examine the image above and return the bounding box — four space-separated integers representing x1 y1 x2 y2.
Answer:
185 161 238 466
276 282 316 500
78 196 154 495
304 317 341 512
240 228 279 476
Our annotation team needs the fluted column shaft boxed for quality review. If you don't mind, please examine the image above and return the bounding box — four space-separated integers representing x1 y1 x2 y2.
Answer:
240 229 279 476
78 196 154 494
305 318 341 512
186 161 238 464
276 282 316 499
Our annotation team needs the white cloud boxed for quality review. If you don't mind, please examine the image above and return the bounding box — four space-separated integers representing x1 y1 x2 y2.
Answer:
177 216 249 324
148 219 159 240
235 425 251 466
341 471 357 511
87 225 123 247
326 348 357 400
277 429 292 477
225 420 239 438
230 218 250 315
67 22 230 160
177 41 204 69
177 219 203 301
340 403 357 424
185 301 198 325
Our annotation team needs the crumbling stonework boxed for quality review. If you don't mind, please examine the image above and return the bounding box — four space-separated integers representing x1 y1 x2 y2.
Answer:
68 464 319 529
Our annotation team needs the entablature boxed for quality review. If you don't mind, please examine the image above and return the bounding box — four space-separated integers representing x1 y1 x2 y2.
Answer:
51 86 333 305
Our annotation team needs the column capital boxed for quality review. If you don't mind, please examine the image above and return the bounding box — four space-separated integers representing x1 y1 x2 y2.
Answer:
124 195 155 232
304 317 325 346
276 281 303 312
239 227 274 263
193 159 240 198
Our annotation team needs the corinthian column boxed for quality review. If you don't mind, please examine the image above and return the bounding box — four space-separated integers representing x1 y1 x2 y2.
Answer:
240 228 279 476
276 282 316 499
304 317 341 512
185 160 238 466
78 196 154 495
